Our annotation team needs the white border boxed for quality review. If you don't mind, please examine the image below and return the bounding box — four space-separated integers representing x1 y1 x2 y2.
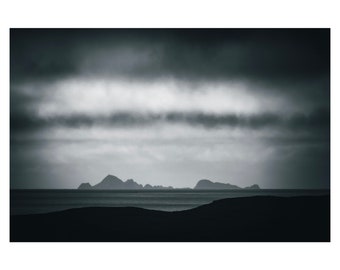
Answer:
1 1 339 270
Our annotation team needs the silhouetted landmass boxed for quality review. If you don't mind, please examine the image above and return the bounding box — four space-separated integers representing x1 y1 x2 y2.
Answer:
78 183 92 189
244 184 261 189
78 175 259 190
143 184 174 190
10 195 329 242
194 179 240 189
78 175 173 190
194 179 260 189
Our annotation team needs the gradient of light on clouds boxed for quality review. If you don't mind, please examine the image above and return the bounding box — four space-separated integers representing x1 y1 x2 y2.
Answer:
10 29 330 189
14 78 300 118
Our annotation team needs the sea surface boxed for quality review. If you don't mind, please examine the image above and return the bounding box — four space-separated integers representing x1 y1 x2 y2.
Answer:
10 189 330 215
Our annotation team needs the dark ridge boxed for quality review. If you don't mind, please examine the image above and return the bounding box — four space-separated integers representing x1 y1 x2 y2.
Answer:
10 195 330 242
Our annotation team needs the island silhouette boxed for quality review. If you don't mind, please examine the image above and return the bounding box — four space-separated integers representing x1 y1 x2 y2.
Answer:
77 174 260 190
11 175 330 242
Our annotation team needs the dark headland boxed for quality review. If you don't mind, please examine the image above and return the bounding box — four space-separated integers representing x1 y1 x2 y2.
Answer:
11 195 330 242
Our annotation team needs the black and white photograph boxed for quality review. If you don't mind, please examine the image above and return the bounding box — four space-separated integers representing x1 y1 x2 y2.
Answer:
10 28 330 242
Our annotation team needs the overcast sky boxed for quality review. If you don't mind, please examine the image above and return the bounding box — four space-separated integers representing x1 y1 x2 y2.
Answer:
10 29 330 189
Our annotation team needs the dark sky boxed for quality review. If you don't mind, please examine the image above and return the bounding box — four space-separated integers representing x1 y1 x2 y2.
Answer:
10 29 330 189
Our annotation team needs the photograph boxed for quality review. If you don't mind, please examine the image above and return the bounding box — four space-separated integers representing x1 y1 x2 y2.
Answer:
10 28 330 242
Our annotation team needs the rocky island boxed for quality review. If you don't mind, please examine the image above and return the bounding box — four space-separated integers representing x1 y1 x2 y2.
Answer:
78 174 174 190
78 174 260 190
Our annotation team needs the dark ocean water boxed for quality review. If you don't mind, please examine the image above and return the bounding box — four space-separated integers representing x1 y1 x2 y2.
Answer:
10 189 330 215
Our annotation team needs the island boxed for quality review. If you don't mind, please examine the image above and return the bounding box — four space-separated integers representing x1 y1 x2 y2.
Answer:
78 174 260 190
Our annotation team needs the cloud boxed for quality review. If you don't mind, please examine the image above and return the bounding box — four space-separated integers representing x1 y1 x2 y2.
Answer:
11 108 330 135
10 123 330 189
10 29 330 189
12 78 302 117
10 29 330 125
11 29 329 84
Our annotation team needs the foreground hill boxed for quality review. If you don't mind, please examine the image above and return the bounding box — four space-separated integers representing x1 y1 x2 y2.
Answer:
11 195 329 242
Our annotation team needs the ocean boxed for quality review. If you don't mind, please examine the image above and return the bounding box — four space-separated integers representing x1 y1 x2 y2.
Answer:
10 189 330 215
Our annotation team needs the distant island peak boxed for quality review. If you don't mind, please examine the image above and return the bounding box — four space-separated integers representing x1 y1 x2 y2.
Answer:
78 174 173 190
194 179 260 189
78 174 260 190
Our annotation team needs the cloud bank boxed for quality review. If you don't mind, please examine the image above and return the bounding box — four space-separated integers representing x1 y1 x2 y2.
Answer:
10 29 330 189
